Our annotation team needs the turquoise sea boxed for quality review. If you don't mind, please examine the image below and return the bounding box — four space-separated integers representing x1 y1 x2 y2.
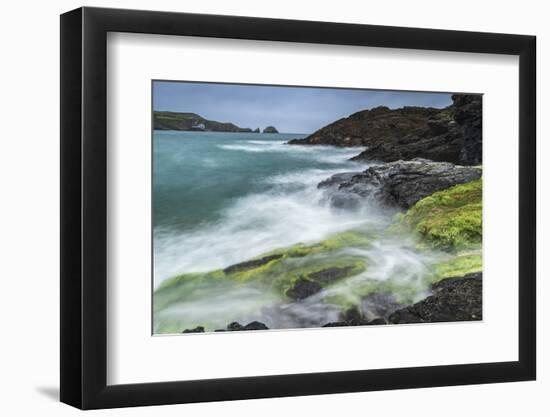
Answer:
153 131 372 284
153 131 441 332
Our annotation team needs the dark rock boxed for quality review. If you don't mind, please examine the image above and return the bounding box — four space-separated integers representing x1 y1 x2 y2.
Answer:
307 266 354 284
263 126 279 133
361 292 404 319
322 306 373 327
322 321 350 327
388 272 482 324
317 172 361 188
321 317 387 327
253 127 260 133
227 321 244 331
286 278 323 300
341 306 365 323
226 321 269 331
350 125 463 164
367 318 387 325
320 294 400 328
432 272 482 292
182 326 205 333
326 191 364 210
320 158 482 209
289 95 482 166
289 105 438 148
350 95 482 165
223 254 283 274
243 321 269 331
453 94 482 165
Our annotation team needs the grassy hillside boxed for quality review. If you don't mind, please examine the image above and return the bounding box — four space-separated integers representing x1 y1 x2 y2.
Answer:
154 111 253 132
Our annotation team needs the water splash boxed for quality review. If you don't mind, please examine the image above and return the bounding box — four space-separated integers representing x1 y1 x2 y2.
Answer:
153 135 443 333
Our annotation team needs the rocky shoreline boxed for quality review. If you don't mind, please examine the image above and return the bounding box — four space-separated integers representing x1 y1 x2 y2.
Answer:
157 93 483 334
322 272 482 327
288 94 481 166
318 158 481 210
182 272 482 332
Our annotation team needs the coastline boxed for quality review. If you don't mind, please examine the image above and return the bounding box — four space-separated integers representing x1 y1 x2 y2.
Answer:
153 94 483 334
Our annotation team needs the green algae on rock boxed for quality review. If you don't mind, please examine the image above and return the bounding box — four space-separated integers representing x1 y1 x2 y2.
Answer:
154 179 483 333
400 179 482 251
153 229 375 333
431 251 482 283
155 229 373 308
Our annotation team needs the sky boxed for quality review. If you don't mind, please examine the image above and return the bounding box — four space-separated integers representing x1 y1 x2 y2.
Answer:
153 81 453 134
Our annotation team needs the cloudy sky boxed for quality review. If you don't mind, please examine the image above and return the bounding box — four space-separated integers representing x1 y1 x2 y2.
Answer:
153 81 453 134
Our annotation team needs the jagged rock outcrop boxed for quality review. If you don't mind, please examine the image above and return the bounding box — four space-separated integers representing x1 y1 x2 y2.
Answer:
253 127 260 133
316 172 359 188
289 94 482 165
318 158 482 209
453 94 482 165
289 105 440 147
263 126 279 133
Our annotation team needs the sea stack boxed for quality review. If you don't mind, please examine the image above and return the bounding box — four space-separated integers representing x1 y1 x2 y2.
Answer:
263 126 279 133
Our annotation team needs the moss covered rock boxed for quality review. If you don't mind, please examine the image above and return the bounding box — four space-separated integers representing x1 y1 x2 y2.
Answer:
154 178 484 333
401 178 482 251
431 251 482 282
154 229 372 312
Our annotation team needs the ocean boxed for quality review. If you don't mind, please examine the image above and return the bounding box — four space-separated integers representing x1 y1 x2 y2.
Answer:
154 131 374 285
153 131 439 332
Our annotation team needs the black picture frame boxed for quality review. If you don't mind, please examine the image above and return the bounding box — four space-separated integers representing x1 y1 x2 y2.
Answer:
60 6 536 410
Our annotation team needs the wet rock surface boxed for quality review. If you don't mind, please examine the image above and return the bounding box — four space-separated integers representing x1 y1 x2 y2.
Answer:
223 254 283 274
286 278 323 300
322 307 388 327
361 292 404 319
319 158 481 209
319 272 482 327
317 172 361 188
183 273 481 332
307 266 355 284
219 321 270 331
388 272 482 324
227 321 244 331
182 326 205 333
242 321 270 330
285 266 358 301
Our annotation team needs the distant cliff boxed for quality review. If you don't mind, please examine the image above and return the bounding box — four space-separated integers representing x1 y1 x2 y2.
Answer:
288 94 482 166
154 111 253 132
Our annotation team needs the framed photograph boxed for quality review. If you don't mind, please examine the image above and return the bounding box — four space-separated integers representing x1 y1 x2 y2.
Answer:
60 7 536 409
